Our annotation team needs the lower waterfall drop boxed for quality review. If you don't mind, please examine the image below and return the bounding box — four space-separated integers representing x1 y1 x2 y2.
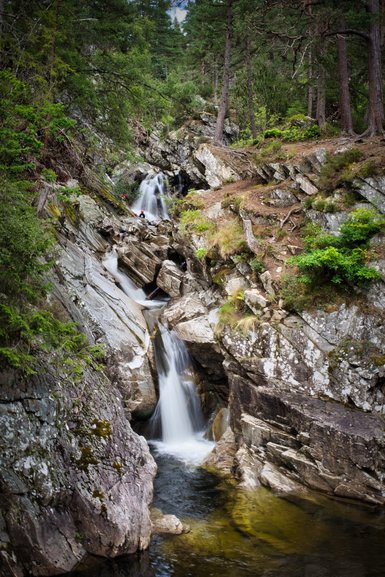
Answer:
102 246 213 464
150 323 214 465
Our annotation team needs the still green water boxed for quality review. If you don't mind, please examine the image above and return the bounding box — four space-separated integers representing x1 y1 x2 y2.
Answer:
72 452 385 577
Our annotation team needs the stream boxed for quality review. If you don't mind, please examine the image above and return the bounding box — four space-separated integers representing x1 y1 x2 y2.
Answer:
74 181 385 577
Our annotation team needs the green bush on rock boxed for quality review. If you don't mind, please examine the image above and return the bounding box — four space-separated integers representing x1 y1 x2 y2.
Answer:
282 208 384 311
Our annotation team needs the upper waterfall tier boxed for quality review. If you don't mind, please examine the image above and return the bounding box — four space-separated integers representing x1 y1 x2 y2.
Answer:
131 172 169 221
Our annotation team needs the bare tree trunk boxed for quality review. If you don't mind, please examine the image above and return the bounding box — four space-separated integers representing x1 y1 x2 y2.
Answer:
306 1 316 118
245 33 257 139
213 60 218 105
337 25 354 134
214 0 233 145
0 0 4 66
307 50 316 118
316 62 326 127
365 0 384 135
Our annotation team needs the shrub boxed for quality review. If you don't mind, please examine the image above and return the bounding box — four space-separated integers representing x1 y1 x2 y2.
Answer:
263 124 320 143
289 208 384 290
339 208 385 245
292 246 381 286
179 209 214 234
41 168 57 182
195 247 208 260
264 128 283 139
311 198 337 213
249 257 265 273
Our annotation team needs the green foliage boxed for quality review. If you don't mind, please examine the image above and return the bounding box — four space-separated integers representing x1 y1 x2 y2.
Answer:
289 208 384 293
292 246 380 286
41 168 57 182
263 125 320 142
0 305 105 375
0 71 75 175
179 210 214 234
249 257 265 274
195 247 208 260
0 178 53 300
339 208 385 245
0 175 104 375
305 196 338 213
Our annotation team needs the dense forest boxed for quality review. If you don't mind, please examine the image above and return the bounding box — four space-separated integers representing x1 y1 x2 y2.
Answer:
0 0 384 370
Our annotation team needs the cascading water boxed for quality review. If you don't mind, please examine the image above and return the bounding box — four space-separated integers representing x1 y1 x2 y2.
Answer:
103 246 213 464
103 247 147 302
102 248 164 309
149 324 213 464
131 172 169 221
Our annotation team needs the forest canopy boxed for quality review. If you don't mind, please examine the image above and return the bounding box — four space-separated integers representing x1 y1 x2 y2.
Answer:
0 0 383 370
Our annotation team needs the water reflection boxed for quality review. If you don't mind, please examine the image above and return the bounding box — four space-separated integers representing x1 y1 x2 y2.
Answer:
68 454 385 577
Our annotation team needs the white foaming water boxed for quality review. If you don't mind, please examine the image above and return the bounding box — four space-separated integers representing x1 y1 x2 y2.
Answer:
103 249 164 309
131 172 169 221
103 247 214 466
150 324 214 464
102 248 147 302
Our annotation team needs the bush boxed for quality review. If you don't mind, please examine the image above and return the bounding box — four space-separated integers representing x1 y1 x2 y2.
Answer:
263 124 320 143
309 197 338 213
292 246 381 286
195 247 208 260
289 208 384 290
339 208 385 245
264 128 283 139
179 209 214 234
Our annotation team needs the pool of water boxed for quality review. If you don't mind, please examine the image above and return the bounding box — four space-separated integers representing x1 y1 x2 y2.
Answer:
71 451 385 577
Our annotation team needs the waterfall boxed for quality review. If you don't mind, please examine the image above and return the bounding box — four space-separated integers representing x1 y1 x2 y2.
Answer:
102 249 164 309
150 324 213 464
103 246 213 465
131 172 169 221
152 324 203 442
103 248 147 302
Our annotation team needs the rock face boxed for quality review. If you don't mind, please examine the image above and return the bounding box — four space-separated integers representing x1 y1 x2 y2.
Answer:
0 361 156 576
231 387 385 503
117 114 253 191
144 143 385 505
0 194 159 576
52 197 157 419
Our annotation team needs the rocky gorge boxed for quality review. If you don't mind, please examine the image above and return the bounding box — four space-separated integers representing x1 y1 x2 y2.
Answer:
1 120 385 575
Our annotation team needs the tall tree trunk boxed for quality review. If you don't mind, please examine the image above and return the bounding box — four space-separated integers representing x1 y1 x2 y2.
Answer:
307 49 316 118
316 62 326 127
214 0 233 145
306 1 316 118
336 25 354 134
245 33 257 139
365 0 384 135
0 0 4 66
